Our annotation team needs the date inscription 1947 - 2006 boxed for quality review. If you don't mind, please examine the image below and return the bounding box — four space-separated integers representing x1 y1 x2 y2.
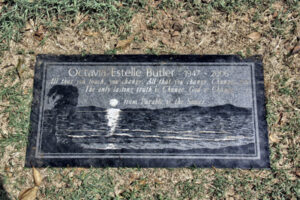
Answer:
26 55 270 168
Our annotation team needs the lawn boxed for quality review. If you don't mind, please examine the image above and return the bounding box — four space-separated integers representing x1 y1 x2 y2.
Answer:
0 0 299 199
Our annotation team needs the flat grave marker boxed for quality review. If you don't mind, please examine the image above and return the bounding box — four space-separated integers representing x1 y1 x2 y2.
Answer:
26 55 270 168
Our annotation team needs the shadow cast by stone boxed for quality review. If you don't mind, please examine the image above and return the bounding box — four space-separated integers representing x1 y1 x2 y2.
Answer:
0 175 10 200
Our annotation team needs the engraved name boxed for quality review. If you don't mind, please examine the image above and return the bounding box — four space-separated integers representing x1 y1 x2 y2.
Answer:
68 67 175 77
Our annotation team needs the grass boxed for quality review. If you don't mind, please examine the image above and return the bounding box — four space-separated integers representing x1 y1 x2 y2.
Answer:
0 0 148 56
0 0 300 199
0 67 32 151
1 0 299 56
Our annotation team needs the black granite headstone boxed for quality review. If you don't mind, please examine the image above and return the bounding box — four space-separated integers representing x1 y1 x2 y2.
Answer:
26 55 270 168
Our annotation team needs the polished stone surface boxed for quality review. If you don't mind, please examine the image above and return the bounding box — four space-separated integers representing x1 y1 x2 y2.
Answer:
26 55 270 168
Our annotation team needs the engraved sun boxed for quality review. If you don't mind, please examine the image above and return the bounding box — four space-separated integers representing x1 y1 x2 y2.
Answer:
106 99 121 137
109 99 119 107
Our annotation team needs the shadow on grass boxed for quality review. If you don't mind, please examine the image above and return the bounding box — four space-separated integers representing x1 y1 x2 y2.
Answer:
0 175 10 200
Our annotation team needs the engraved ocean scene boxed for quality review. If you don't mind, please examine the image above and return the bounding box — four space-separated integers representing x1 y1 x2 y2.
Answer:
39 82 256 154
42 104 254 152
